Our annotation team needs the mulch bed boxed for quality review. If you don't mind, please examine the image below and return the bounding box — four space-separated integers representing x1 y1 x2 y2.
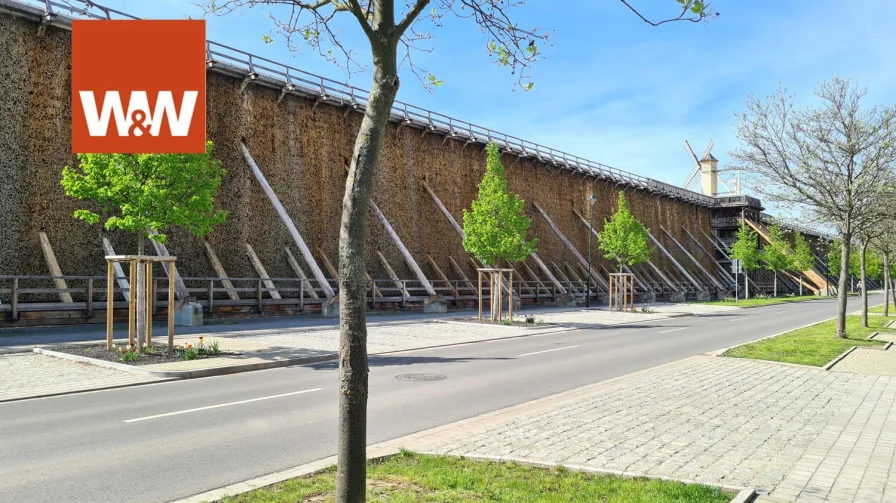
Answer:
48 344 239 366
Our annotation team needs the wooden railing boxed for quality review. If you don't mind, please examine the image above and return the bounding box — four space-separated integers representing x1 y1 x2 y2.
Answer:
0 275 606 321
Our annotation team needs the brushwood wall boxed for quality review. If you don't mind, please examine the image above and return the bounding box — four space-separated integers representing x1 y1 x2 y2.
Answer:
0 12 718 288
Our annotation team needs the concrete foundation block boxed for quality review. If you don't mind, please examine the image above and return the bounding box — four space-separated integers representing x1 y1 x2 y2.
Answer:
321 298 339 318
174 301 203 327
670 291 686 303
696 290 712 301
553 293 577 307
424 296 448 314
639 292 656 304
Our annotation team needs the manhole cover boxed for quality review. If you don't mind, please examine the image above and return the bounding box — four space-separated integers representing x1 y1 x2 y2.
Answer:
395 373 446 382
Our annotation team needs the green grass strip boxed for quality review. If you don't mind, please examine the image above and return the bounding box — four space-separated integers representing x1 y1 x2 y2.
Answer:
723 314 889 367
218 451 733 503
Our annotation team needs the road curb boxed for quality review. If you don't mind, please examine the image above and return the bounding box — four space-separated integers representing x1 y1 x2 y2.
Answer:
33 348 338 379
823 346 858 371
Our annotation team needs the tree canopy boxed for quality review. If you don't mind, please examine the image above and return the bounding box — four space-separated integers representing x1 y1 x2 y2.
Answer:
730 223 761 272
791 232 814 273
761 224 792 273
61 142 228 250
463 143 537 266
598 192 652 271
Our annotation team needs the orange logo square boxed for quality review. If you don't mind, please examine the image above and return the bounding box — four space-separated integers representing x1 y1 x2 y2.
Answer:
72 20 206 154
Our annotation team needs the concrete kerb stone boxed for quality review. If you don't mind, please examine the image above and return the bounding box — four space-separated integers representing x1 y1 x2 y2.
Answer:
823 346 859 371
32 348 338 379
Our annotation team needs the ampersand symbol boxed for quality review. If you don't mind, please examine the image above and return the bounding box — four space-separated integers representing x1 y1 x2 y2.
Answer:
129 110 150 137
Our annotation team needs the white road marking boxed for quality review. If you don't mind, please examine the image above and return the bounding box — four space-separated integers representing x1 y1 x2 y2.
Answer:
657 327 688 334
124 388 323 423
729 317 748 322
517 345 580 357
773 310 786 314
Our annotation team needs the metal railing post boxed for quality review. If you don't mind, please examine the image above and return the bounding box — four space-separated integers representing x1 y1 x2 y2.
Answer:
86 278 94 318
299 280 305 311
208 280 215 314
257 279 263 314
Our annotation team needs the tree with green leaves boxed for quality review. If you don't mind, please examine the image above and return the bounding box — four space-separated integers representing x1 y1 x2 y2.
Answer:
730 223 761 299
761 223 793 297
463 143 537 320
872 220 896 317
828 239 860 291
201 1 717 499
598 193 652 272
61 142 228 254
791 232 814 296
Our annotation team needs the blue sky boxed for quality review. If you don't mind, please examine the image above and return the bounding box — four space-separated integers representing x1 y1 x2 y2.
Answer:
82 0 896 210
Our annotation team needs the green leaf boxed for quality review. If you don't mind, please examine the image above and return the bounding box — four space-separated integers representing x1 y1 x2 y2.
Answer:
598 193 653 269
462 142 538 266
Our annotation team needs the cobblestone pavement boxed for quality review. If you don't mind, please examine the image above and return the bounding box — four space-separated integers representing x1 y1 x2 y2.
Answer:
830 345 896 376
770 374 896 503
414 356 870 492
0 353 168 402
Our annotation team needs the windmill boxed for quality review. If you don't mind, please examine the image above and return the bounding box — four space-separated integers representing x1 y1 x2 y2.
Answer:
681 139 740 197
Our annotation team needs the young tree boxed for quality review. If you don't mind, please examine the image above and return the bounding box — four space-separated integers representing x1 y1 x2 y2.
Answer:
732 77 896 337
791 231 814 296
598 192 652 272
761 223 792 297
202 1 717 500
730 223 761 299
463 143 537 319
872 221 896 317
61 142 228 254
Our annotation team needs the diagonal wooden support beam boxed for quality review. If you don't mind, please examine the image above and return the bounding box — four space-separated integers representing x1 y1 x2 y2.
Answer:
204 241 240 301
369 199 437 297
520 260 551 295
38 232 72 303
660 227 726 291
743 219 829 292
101 237 130 302
681 227 736 286
529 254 567 295
504 261 535 295
245 243 281 300
427 255 460 297
647 231 703 291
423 180 565 294
146 231 189 301
551 261 580 293
378 251 408 299
317 247 339 279
447 256 477 294
241 142 334 299
533 202 607 289
285 247 320 299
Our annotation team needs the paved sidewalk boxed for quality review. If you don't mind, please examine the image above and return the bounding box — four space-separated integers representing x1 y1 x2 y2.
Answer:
830 344 896 376
411 356 865 491
0 353 169 402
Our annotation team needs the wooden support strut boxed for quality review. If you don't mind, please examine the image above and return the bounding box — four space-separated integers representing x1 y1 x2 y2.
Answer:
533 202 608 290
422 180 565 294
647 231 704 291
245 243 281 300
102 237 130 302
284 247 320 299
38 232 72 303
377 251 408 300
368 199 437 297
146 231 189 301
204 241 240 301
681 227 737 286
520 259 551 295
551 261 579 294
447 256 477 294
427 255 455 297
240 142 335 299
660 226 727 291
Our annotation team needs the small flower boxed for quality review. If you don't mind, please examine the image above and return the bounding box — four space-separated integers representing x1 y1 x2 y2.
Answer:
187 344 193 349
199 336 204 341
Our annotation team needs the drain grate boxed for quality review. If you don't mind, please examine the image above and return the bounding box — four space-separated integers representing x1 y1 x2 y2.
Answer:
395 373 446 382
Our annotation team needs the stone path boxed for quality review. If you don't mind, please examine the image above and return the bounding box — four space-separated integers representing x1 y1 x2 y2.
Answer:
0 353 168 402
830 344 896 377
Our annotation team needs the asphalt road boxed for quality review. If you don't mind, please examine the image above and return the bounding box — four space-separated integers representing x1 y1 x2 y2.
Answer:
0 296 878 503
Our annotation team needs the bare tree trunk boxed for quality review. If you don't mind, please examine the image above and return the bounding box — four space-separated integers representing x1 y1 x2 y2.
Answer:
335 37 400 503
773 272 777 297
836 231 851 338
745 272 749 300
138 231 145 256
861 240 868 328
884 253 890 317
